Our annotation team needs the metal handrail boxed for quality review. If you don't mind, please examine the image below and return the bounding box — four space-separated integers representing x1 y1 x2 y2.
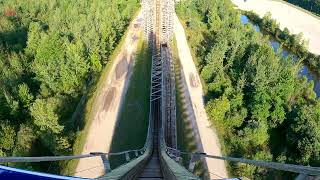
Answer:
0 148 146 163
166 147 320 176
0 154 95 163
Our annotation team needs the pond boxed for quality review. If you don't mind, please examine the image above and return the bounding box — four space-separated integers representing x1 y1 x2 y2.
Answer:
241 15 320 97
241 15 261 32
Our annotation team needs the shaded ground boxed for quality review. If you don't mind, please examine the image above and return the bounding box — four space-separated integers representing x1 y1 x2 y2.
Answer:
73 11 143 178
115 55 129 80
109 40 152 169
103 87 116 111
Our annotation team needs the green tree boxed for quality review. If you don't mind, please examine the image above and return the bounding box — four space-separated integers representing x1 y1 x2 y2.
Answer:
177 0 320 178
0 122 16 151
30 98 64 134
17 83 34 108
14 124 37 155
287 103 320 164
0 0 139 172
206 95 231 125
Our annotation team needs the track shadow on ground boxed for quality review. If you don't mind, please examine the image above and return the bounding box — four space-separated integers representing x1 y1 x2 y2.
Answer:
109 41 152 169
172 38 210 180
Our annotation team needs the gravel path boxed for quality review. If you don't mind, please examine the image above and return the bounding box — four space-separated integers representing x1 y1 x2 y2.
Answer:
174 14 228 179
232 0 320 55
74 11 142 178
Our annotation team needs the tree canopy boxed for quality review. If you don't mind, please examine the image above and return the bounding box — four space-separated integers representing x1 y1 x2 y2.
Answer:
0 0 139 174
177 0 320 178
286 0 320 16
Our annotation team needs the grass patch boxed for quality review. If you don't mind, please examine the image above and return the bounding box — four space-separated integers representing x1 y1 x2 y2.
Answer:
61 10 141 175
109 39 152 169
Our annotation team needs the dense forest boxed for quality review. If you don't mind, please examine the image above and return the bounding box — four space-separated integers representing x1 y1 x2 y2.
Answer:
176 0 320 178
0 0 139 174
286 0 320 16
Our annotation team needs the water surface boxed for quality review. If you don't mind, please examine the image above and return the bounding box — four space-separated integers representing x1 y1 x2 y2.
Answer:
241 15 320 97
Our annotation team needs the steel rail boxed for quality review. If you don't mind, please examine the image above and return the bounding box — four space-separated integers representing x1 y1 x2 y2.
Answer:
166 147 320 176
0 148 145 163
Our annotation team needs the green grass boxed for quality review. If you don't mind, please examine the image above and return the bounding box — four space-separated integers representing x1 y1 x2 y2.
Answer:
61 10 141 175
109 39 152 169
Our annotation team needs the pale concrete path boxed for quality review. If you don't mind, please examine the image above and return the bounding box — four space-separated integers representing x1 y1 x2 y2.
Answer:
74 11 143 178
173 14 228 179
232 0 320 55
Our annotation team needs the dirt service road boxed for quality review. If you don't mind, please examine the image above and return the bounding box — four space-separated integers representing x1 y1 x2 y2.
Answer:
174 14 228 179
74 11 142 178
